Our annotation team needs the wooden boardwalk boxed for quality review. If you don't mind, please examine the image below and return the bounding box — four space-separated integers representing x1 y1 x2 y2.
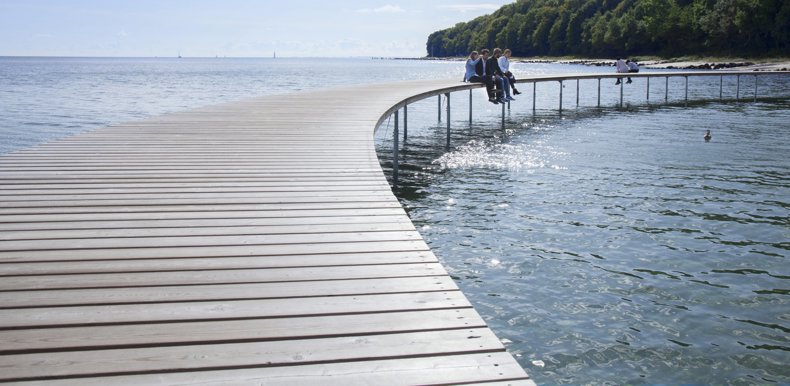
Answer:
0 79 534 385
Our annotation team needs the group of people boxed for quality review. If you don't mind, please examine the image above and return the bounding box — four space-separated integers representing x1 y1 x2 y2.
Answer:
614 58 639 85
463 48 520 104
464 50 642 102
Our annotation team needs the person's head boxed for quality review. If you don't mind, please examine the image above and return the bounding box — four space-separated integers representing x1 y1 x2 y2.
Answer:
480 49 490 58
626 59 631 64
493 48 502 57
469 51 479 60
504 49 512 58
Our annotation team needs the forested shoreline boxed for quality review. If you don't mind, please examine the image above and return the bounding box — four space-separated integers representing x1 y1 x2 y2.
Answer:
426 0 790 58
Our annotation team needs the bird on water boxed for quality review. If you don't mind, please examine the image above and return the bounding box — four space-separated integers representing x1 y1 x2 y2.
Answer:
704 130 712 142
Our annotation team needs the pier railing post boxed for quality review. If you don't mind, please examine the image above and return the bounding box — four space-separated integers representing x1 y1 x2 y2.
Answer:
468 89 473 124
446 92 451 129
597 78 601 107
665 76 669 103
393 110 399 185
501 100 505 127
720 75 723 100
684 76 689 106
438 95 442 122
646 77 650 102
559 80 563 112
736 75 740 101
445 93 451 149
576 79 579 106
403 105 408 141
532 82 536 115
619 79 624 107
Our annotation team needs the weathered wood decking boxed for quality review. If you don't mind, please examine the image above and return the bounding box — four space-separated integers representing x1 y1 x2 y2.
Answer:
0 80 534 385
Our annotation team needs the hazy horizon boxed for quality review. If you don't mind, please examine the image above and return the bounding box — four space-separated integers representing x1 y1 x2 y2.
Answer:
0 1 514 58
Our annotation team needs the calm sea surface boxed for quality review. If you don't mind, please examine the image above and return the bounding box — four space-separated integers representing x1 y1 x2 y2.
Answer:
2 57 788 385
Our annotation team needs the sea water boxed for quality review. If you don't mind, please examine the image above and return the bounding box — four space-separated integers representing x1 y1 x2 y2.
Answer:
2 57 788 384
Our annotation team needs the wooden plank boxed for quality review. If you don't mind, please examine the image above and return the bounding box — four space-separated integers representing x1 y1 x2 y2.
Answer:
0 276 457 308
0 328 503 382
0 230 423 251
0 193 398 208
0 291 470 329
0 308 480 354
0 263 448 291
5 352 533 386
0 201 403 216
0 240 430 263
0 251 437 275
0 214 411 233
0 207 407 225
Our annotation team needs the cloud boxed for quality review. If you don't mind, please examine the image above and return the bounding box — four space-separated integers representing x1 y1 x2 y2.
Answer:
357 5 405 14
437 4 501 13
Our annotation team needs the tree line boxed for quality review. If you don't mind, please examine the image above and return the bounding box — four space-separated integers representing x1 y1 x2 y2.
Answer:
426 0 790 58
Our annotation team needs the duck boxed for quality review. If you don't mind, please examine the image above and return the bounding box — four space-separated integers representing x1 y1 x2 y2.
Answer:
704 130 712 142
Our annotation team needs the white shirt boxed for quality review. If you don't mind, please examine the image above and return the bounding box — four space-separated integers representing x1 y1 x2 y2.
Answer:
498 56 510 73
615 59 629 73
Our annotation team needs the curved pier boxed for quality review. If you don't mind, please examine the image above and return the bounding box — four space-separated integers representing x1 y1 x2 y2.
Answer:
0 70 786 384
0 79 535 385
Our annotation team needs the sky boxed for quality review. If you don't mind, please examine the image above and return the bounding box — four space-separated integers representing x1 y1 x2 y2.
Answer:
0 0 514 57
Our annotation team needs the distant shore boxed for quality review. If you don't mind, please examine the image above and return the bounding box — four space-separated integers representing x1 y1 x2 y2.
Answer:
379 56 790 71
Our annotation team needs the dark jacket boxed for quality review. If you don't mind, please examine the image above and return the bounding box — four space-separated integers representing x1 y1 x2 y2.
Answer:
485 57 503 77
475 59 484 77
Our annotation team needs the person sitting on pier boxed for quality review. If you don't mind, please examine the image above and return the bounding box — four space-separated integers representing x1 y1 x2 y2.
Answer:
490 48 513 102
615 58 629 85
498 49 521 96
478 49 505 104
626 59 639 84
464 50 483 82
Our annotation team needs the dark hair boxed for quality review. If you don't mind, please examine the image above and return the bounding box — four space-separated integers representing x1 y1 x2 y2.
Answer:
481 49 490 55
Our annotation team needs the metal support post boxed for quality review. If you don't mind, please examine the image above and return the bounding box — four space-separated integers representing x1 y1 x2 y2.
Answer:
559 80 563 112
720 76 723 100
403 105 408 141
393 110 399 185
736 75 740 101
665 77 669 102
438 95 442 121
445 93 451 149
597 78 601 107
684 76 689 106
532 82 536 115
619 79 624 107
445 92 451 130
646 77 650 102
501 101 505 127
576 79 579 106
468 89 473 123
